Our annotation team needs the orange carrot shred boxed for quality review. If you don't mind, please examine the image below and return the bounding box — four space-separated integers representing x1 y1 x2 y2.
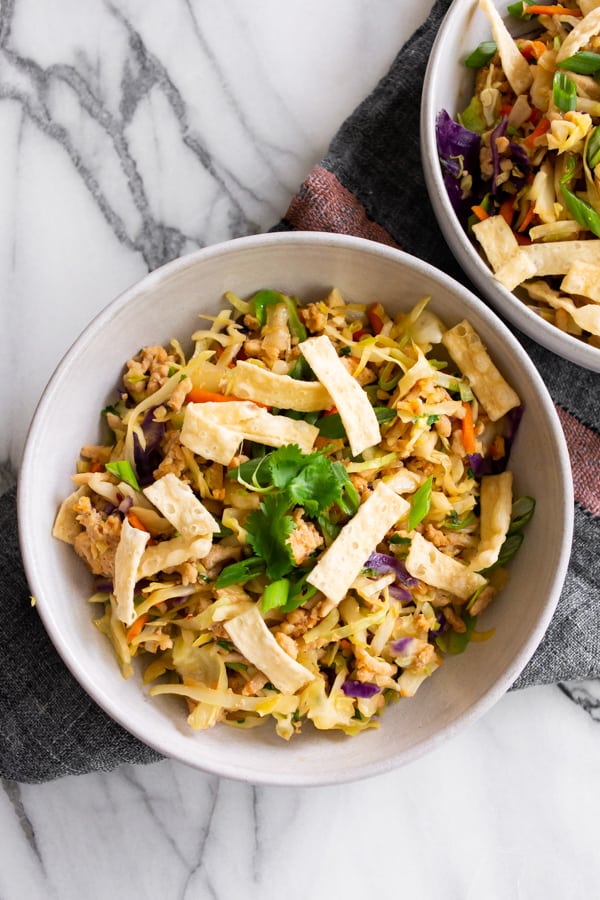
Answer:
462 402 476 455
525 5 582 15
518 202 536 233
126 614 148 642
525 116 551 148
127 510 150 533
499 198 515 227
471 205 490 222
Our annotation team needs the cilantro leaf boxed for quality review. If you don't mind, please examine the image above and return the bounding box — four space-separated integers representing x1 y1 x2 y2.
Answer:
266 444 307 489
246 493 296 580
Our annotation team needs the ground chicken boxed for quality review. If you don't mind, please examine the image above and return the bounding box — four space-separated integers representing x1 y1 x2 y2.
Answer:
424 523 449 550
123 345 174 399
288 509 323 565
72 496 122 577
469 585 496 617
275 632 299 660
202 543 242 579
80 445 113 465
413 642 436 670
153 430 187 480
302 302 327 332
340 357 377 385
167 375 192 412
353 645 397 681
279 605 320 640
442 605 467 633
242 671 269 696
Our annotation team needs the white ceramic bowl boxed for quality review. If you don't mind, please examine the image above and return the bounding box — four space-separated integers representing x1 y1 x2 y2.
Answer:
18 232 573 785
421 0 600 373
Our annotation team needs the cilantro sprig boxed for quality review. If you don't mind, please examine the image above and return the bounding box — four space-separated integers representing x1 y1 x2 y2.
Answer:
227 444 359 580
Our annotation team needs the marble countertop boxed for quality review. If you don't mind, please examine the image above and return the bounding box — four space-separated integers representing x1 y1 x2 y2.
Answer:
1 2 599 897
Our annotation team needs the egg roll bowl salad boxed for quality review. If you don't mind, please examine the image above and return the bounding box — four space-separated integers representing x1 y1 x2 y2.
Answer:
437 0 600 348
53 288 534 739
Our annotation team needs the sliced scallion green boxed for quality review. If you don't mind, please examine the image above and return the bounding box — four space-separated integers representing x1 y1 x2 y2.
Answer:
587 125 600 170
408 476 433 532
556 51 600 76
464 41 497 68
553 71 577 113
105 459 140 491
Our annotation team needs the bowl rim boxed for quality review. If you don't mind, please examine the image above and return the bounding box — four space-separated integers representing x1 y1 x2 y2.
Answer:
420 0 600 374
17 231 574 785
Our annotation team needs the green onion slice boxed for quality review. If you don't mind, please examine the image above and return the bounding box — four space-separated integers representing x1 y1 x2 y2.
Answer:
408 476 433 532
105 460 140 491
587 125 600 170
464 41 497 68
553 71 577 113
556 51 600 76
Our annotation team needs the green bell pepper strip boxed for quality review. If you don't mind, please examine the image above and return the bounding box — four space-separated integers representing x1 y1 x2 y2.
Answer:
250 290 307 341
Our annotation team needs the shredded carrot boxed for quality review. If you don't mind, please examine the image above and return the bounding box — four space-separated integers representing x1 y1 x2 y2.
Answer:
127 510 150 533
520 39 548 60
186 388 237 403
514 232 532 245
126 614 149 642
89 462 103 473
367 303 385 335
490 435 506 460
471 205 490 222
185 387 269 408
525 5 582 15
518 202 536 233
462 402 476 455
524 116 551 148
499 198 515 227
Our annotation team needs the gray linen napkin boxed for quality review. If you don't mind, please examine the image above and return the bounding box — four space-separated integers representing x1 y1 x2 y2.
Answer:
2 0 598 782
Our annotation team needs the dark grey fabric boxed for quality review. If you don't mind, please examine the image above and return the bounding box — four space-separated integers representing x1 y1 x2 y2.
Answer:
1 0 598 782
0 487 161 781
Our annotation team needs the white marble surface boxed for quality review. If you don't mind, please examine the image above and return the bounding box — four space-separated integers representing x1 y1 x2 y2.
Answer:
1 2 599 897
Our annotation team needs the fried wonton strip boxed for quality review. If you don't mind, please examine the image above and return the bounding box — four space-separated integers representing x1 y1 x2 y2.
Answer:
479 0 533 95
307 482 410 605
226 360 332 411
53 487 87 544
114 518 150 626
299 335 380 457
180 413 241 466
442 321 521 421
524 280 600 334
468 472 513 572
556 7 600 63
181 400 319 464
405 533 487 601
494 240 600 290
143 473 220 539
560 261 600 303
137 534 213 580
472 216 521 272
224 606 315 694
